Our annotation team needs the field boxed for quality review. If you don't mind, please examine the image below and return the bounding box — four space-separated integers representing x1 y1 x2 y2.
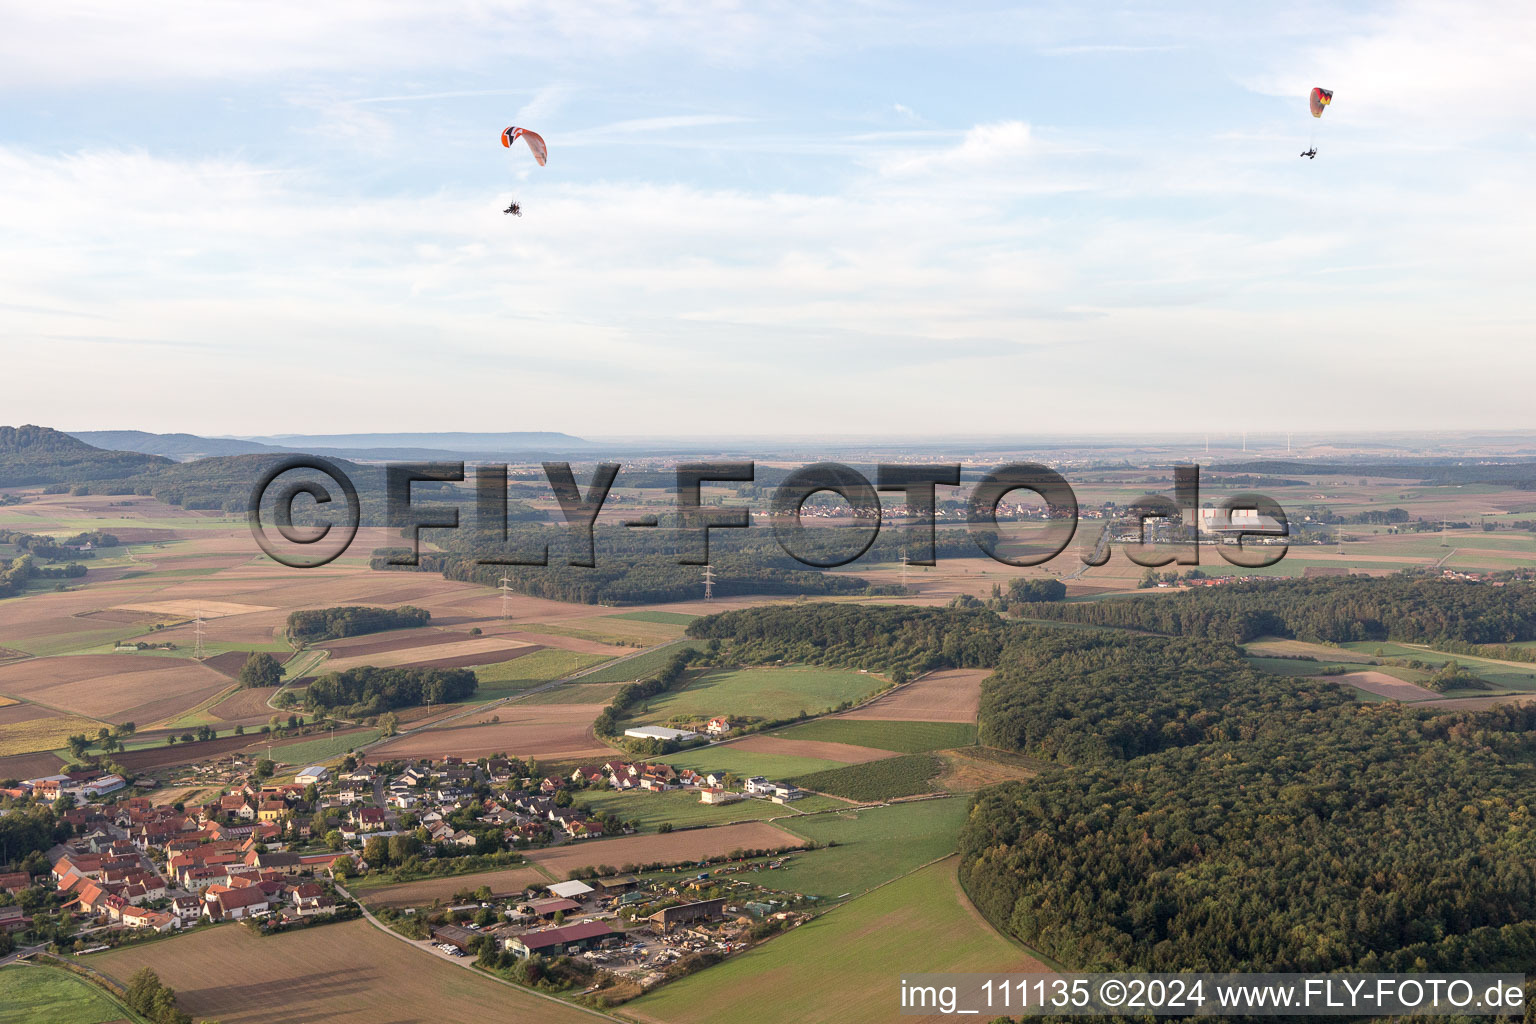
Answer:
772 718 978 753
628 857 1042 1024
524 820 805 879
470 648 613 700
0 965 142 1024
725 734 896 764
574 788 844 831
320 635 536 673
370 703 609 761
88 917 595 1024
794 753 945 801
1243 638 1375 662
659 745 846 782
768 798 972 897
631 666 884 724
267 728 382 767
0 713 105 756
612 611 698 625
0 750 66 779
566 640 701 684
0 654 229 725
934 746 1042 791
837 668 989 723
513 680 629 705
358 864 552 909
1333 670 1440 701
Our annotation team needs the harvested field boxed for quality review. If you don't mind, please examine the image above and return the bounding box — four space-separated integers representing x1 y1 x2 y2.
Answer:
112 733 267 771
839 668 990 723
726 734 897 764
0 713 105 756
1245 637 1375 663
527 821 805 879
0 654 230 725
1334 670 1440 701
936 747 1042 791
0 750 65 779
317 630 451 657
0 702 52 726
320 636 536 673
371 704 609 761
89 917 595 1024
210 686 281 721
114 599 274 617
201 649 289 677
360 865 551 909
73 608 164 624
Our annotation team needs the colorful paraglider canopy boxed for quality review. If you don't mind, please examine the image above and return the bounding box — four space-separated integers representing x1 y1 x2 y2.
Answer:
1309 88 1334 118
501 126 548 165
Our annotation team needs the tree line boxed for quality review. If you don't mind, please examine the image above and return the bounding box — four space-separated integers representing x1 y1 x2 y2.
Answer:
304 665 478 715
286 604 431 642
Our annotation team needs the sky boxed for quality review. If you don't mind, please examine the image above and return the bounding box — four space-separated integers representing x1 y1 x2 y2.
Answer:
2 1 1533 439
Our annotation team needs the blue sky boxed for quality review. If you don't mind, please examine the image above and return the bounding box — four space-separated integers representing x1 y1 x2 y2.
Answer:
2 1 1532 438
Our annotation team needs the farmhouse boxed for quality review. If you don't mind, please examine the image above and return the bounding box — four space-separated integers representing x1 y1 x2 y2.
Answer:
648 897 729 933
431 923 479 952
505 920 617 958
295 765 330 785
698 787 743 805
524 897 580 920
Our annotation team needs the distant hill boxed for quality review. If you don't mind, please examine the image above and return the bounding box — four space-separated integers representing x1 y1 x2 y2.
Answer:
68 430 283 460
0 425 172 487
240 431 592 452
65 429 596 463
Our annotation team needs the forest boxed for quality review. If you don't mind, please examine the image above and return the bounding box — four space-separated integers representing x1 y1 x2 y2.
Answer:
304 665 477 714
286 604 432 642
370 520 992 606
1014 574 1536 644
688 602 1536 975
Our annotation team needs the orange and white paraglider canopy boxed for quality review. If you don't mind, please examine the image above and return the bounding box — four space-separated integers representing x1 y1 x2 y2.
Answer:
501 126 548 165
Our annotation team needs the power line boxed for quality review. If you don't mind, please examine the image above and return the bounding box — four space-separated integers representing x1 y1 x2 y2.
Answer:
702 565 715 601
193 607 206 661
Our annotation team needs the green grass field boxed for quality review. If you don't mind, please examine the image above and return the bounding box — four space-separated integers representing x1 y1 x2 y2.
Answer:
794 754 944 801
609 611 699 625
471 649 613 700
513 680 629 705
570 640 700 684
631 666 884 725
772 719 977 753
1245 656 1349 677
767 798 971 898
574 788 844 831
660 746 845 782
0 965 145 1024
629 855 1030 1024
268 728 381 768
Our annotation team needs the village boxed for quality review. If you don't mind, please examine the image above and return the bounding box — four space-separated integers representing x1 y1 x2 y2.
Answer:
1 738 818 994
